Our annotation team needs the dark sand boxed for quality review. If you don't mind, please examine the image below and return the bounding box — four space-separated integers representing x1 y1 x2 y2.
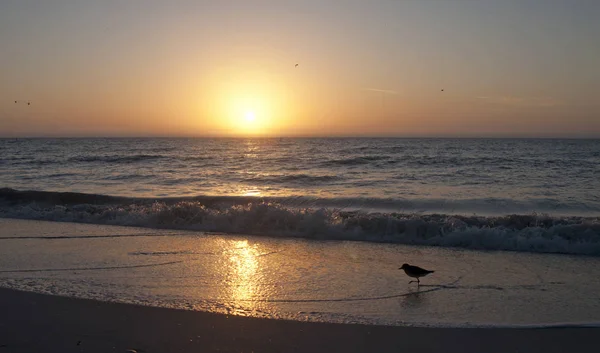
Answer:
0 288 596 353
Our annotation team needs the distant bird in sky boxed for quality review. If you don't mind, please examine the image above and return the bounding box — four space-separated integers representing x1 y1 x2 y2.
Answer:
295 63 299 67
399 263 434 285
441 89 444 92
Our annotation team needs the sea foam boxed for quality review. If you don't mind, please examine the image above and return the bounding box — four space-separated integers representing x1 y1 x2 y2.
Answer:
2 189 599 256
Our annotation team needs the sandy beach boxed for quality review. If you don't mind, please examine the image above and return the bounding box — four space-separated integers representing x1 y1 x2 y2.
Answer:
0 287 597 353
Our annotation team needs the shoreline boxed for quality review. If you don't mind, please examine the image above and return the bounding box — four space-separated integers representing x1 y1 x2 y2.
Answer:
0 287 598 353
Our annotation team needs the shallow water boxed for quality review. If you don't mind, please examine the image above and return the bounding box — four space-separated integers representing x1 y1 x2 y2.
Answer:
2 219 599 328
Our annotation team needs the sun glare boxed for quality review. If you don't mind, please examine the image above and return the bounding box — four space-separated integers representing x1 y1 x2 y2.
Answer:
200 69 296 136
244 111 256 123
227 96 271 135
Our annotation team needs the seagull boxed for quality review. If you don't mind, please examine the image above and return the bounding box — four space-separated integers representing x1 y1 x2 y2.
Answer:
399 263 434 285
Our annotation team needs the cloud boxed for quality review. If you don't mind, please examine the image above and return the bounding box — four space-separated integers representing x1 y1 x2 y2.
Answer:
476 96 562 107
364 88 399 95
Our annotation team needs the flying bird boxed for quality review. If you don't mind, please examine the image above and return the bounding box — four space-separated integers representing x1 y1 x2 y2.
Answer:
295 63 299 67
441 89 444 92
399 263 434 285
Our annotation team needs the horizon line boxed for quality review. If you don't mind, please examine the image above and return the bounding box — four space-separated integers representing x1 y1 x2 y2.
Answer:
1 135 599 140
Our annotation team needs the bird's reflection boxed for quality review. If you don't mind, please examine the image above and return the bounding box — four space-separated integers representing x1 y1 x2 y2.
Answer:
400 287 426 309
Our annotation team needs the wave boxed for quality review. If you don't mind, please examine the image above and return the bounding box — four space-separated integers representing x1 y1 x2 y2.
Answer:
1 154 168 166
0 260 183 273
1 188 600 256
129 250 210 256
46 173 78 178
321 156 391 166
0 156 31 161
242 174 341 185
102 174 157 181
318 154 597 169
179 156 214 162
5 159 58 166
4 188 598 215
69 154 166 163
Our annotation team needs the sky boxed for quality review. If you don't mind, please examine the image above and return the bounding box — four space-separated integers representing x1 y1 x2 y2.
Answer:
1 0 599 137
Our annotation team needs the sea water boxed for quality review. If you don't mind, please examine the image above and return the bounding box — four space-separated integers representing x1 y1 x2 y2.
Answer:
1 138 599 326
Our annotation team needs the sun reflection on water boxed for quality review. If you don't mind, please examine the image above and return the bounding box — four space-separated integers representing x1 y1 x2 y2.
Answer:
225 240 266 315
242 189 261 196
243 139 259 159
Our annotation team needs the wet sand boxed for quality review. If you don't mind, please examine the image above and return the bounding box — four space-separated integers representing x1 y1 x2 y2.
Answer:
0 288 597 353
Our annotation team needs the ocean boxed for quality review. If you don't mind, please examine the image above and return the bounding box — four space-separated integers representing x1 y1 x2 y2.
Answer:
1 138 599 255
1 138 600 327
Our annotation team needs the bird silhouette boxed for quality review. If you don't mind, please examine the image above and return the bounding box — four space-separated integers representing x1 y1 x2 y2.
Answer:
295 63 299 67
399 263 434 285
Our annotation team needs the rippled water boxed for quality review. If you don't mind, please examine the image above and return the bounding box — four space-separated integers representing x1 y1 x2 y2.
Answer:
1 138 599 212
2 139 600 327
1 138 599 256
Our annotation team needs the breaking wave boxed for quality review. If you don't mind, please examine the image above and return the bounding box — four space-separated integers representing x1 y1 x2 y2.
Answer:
1 188 599 256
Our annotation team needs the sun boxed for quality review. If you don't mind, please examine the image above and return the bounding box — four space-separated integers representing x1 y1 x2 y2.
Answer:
244 111 256 123
202 71 292 136
237 109 262 135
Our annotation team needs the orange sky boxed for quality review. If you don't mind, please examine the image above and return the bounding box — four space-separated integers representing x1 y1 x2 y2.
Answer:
1 1 599 137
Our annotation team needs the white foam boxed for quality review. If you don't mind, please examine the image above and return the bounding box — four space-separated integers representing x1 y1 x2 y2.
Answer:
1 199 599 255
